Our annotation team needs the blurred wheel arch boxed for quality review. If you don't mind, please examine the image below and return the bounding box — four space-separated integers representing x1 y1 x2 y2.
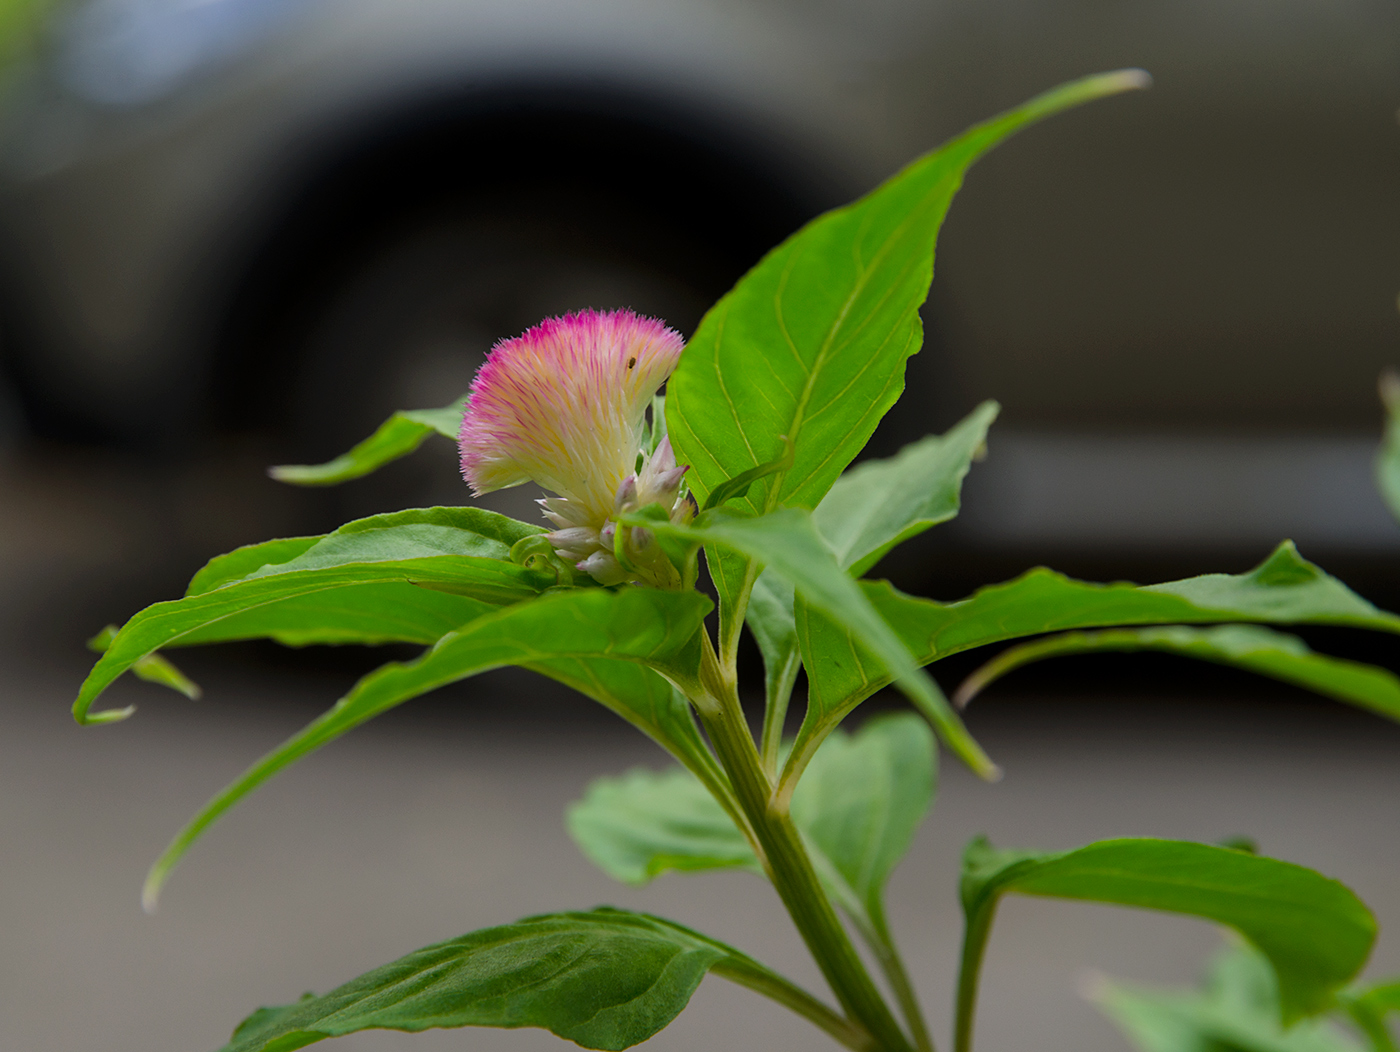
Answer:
202 79 845 443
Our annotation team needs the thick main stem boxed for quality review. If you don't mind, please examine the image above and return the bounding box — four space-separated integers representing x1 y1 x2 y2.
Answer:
695 644 913 1052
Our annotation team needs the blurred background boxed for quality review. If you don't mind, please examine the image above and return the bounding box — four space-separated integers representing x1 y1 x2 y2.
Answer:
1 1 1399 1050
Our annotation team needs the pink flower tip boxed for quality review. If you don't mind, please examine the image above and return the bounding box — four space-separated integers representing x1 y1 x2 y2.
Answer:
458 308 685 523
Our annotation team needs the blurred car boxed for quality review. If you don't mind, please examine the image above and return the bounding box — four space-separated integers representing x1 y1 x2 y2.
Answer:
0 0 1396 575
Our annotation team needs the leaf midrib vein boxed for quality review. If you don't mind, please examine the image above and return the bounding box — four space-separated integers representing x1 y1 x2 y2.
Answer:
768 183 936 510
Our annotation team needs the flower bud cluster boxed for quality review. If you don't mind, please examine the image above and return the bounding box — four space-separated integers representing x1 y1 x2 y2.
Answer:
540 435 695 587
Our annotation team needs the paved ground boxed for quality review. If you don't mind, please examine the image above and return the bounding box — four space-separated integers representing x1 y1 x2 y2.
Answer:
3 444 1399 1052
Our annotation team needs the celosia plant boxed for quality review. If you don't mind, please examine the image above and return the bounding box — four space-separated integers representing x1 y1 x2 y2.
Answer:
76 71 1400 1052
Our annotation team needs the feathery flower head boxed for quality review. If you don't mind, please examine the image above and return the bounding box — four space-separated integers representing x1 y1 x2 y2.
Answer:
459 308 694 587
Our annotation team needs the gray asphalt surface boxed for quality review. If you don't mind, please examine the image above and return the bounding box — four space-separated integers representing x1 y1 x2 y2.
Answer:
3 446 1399 1052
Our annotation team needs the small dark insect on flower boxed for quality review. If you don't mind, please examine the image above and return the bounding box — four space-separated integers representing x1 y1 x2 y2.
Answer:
628 357 637 368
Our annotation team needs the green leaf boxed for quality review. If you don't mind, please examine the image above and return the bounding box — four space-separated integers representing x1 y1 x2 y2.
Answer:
624 506 995 779
813 400 998 576
178 585 496 649
666 73 1144 516
567 766 760 885
230 506 539 585
229 996 316 1045
186 537 322 595
666 70 1147 655
1099 987 1361 1052
216 908 864 1052
955 838 1377 1052
1094 941 1364 1052
87 625 201 701
74 508 559 725
142 588 711 908
797 543 1400 767
184 530 501 648
268 395 468 486
789 712 935 919
952 625 1400 725
918 542 1400 659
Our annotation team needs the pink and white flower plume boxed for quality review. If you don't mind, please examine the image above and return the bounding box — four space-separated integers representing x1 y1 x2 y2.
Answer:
459 309 693 586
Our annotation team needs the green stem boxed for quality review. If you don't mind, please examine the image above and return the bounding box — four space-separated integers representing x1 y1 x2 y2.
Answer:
952 901 998 1052
868 900 935 1052
694 641 914 1052
759 644 801 779
718 556 759 670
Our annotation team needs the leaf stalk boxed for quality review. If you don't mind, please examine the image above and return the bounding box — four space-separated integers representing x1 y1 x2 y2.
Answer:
710 959 878 1052
868 900 936 1052
953 903 996 1052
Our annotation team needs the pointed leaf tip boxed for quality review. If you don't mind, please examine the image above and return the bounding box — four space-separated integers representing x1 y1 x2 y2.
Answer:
75 703 136 726
143 854 174 912
1014 69 1152 127
1110 68 1152 91
267 394 469 487
1067 68 1152 100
